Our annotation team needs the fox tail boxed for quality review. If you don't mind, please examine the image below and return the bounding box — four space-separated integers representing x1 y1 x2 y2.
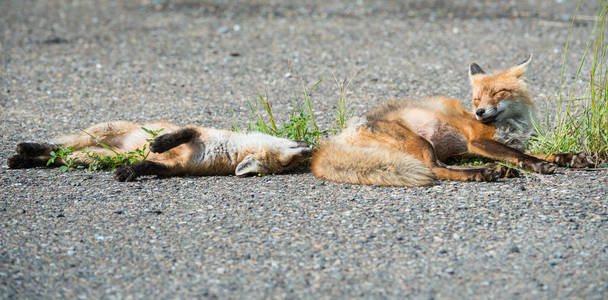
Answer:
311 140 434 187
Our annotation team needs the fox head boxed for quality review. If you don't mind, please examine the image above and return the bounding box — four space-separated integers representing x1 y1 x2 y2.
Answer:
234 139 311 176
468 55 534 124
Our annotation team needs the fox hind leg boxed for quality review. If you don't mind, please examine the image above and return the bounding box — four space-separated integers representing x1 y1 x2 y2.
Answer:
64 147 117 167
431 164 502 182
55 121 139 150
7 154 60 169
371 120 503 182
7 142 61 169
443 163 519 178
16 142 59 156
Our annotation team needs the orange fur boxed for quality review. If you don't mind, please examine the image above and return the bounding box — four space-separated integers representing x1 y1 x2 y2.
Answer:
312 56 570 186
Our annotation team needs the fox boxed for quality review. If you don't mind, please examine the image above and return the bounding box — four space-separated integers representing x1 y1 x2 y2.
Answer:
311 55 592 186
7 121 312 181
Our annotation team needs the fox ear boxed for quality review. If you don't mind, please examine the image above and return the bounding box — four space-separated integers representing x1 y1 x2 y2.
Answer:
508 54 532 78
469 63 485 76
235 155 265 176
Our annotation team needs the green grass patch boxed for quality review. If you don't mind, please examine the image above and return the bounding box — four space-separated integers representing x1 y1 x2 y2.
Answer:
234 77 353 147
47 146 76 172
529 0 608 167
48 127 164 171
333 75 355 132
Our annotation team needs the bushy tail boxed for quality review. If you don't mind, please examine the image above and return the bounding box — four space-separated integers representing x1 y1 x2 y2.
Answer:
311 141 434 187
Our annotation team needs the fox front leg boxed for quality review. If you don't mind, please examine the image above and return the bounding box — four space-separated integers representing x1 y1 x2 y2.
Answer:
149 128 199 153
113 161 174 182
467 139 557 174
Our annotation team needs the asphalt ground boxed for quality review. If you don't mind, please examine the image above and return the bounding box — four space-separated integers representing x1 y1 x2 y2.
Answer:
1 0 607 298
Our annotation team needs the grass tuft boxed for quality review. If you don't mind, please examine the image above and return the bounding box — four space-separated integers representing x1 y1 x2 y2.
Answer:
235 77 353 147
333 74 355 131
529 0 608 167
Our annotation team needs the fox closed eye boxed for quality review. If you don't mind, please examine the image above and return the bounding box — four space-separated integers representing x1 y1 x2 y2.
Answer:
493 90 511 98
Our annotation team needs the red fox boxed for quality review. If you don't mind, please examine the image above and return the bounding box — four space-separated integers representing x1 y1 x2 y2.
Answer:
7 121 311 181
312 56 592 186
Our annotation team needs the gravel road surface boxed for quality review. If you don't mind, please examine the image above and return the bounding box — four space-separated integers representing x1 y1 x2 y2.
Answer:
1 0 607 298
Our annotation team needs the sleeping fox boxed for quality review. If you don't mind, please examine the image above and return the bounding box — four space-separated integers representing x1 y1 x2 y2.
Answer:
7 121 311 181
311 56 592 186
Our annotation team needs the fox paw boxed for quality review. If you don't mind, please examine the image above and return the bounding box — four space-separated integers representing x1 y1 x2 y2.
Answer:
150 129 197 153
149 135 173 153
552 153 594 168
491 164 520 178
474 168 501 182
16 142 57 156
7 155 33 169
114 166 137 182
523 160 557 174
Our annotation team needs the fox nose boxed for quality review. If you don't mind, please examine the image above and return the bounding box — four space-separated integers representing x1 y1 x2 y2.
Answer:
475 108 485 117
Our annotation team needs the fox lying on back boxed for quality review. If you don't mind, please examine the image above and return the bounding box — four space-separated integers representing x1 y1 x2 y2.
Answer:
7 121 311 181
312 56 592 186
